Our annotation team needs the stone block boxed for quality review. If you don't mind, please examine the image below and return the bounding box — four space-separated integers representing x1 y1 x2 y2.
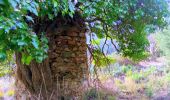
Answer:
73 47 77 51
68 40 76 45
67 32 78 37
61 51 72 58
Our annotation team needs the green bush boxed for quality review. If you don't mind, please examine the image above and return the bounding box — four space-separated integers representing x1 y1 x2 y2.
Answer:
155 27 170 58
82 88 116 100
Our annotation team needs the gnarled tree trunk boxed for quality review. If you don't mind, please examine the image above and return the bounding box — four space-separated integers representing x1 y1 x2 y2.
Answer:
15 15 88 100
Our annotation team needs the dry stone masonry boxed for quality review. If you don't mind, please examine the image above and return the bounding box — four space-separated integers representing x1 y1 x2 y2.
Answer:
47 25 88 97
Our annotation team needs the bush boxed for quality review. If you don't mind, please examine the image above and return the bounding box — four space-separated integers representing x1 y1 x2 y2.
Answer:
82 88 116 100
155 27 170 58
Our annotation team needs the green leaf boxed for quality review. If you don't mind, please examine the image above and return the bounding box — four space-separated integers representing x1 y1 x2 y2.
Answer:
0 52 6 61
9 0 17 8
91 39 101 45
16 22 25 28
31 7 38 16
96 32 105 39
32 35 39 49
26 5 38 16
25 16 34 23
53 0 58 7
17 40 27 46
48 14 54 20
21 54 33 65
36 56 43 63
68 1 75 17
25 56 33 65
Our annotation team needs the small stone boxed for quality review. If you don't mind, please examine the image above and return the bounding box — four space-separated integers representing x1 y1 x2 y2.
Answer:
64 59 69 62
68 40 76 45
72 37 79 41
81 58 85 60
63 36 71 40
50 53 58 58
48 50 52 53
71 53 76 57
68 26 79 33
73 47 77 51
80 64 86 68
75 58 80 61
61 51 72 58
79 47 83 51
58 36 64 39
64 48 70 51
77 43 81 46
55 58 63 63
55 50 60 53
57 41 61 45
61 40 68 44
67 32 78 37
63 45 69 48
82 44 87 47
76 52 81 55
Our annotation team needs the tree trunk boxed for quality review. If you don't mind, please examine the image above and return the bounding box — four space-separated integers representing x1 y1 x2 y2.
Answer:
14 15 88 100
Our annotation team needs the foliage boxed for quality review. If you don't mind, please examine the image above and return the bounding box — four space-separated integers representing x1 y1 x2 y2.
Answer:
0 0 169 64
84 0 169 61
92 49 116 67
0 0 49 63
0 52 14 77
83 88 116 100
155 26 170 59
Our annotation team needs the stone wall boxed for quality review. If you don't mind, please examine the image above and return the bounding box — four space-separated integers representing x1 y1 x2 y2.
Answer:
48 25 88 97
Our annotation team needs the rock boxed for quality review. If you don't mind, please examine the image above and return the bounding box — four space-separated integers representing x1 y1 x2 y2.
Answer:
61 52 72 58
71 53 76 57
64 48 70 51
67 32 78 37
63 59 69 62
68 40 76 45
73 47 77 51
77 43 81 46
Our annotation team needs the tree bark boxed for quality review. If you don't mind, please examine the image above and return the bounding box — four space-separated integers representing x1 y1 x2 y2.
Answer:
15 15 88 100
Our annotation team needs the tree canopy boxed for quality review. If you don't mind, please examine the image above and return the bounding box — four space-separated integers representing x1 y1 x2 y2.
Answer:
0 0 169 64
